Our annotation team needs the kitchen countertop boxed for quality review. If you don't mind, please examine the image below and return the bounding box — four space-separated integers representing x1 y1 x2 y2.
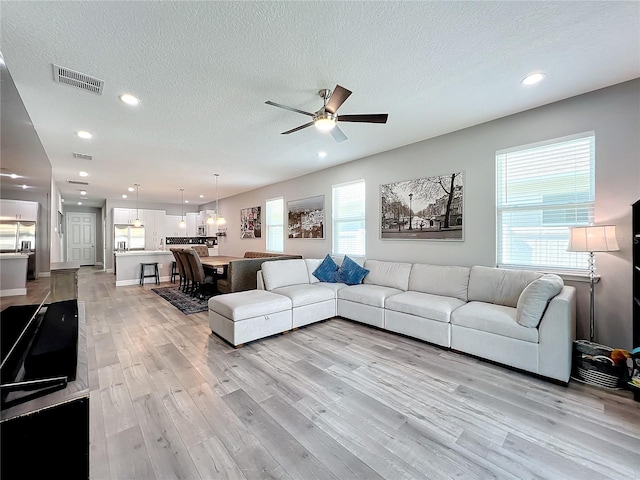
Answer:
114 250 174 256
0 253 30 259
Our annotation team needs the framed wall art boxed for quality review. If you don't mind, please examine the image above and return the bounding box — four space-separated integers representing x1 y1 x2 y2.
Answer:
240 206 261 239
380 171 464 241
287 195 324 239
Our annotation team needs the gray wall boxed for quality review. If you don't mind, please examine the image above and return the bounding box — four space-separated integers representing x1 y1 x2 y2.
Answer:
209 79 640 350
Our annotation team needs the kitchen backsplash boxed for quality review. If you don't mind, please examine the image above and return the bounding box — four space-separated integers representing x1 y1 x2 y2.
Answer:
165 236 217 246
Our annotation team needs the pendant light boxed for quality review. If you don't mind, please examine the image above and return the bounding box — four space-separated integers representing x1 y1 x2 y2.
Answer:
133 183 142 227
179 188 186 228
215 174 226 225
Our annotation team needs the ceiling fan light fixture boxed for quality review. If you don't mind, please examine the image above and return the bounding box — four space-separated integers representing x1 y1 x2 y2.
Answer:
314 113 336 131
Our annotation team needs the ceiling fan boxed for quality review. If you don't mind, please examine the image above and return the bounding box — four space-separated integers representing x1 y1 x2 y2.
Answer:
265 85 388 142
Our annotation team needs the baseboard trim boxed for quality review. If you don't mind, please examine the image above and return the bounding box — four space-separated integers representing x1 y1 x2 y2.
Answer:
115 275 171 287
106 268 114 273
39 271 51 277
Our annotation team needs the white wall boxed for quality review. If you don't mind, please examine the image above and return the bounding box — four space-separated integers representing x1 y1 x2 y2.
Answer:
211 79 640 350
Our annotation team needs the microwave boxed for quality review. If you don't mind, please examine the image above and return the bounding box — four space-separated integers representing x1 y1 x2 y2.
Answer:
197 225 207 236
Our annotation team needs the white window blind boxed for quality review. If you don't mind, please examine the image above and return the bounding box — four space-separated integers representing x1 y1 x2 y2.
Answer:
496 133 594 272
265 197 284 253
332 180 366 256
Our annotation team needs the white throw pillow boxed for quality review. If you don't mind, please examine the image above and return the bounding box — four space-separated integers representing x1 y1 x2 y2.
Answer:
516 274 564 328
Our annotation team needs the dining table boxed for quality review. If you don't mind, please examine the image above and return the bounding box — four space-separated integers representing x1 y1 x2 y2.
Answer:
200 255 241 278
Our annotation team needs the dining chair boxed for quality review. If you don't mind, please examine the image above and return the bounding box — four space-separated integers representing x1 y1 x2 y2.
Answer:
184 248 215 298
177 249 195 294
170 248 186 290
191 245 209 257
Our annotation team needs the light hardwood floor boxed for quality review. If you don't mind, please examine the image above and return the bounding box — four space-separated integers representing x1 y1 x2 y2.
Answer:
4 267 639 479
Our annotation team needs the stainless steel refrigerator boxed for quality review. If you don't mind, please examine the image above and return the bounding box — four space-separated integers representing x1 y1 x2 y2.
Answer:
0 221 36 280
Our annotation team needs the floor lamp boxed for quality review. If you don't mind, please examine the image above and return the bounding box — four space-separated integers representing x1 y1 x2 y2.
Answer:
567 225 619 343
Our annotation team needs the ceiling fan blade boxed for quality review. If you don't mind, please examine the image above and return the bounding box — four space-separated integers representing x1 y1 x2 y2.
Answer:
265 101 314 117
325 85 352 114
330 126 348 143
338 114 388 124
281 122 314 135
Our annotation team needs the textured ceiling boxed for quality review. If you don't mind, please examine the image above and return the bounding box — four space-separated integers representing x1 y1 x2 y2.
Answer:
1 1 639 207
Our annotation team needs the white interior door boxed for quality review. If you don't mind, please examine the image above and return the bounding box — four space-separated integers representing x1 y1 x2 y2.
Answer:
67 212 96 265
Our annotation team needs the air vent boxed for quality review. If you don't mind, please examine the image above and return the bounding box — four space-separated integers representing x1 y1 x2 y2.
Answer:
73 152 93 160
53 64 104 95
67 180 89 186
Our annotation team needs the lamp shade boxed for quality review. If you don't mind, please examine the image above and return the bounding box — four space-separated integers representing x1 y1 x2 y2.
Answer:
567 225 619 252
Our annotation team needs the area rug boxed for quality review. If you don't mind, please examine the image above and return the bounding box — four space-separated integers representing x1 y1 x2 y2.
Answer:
151 286 211 315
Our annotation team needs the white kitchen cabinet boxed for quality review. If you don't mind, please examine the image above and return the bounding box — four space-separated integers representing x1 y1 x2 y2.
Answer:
0 199 38 221
186 212 198 237
141 209 166 249
113 208 135 224
164 215 183 238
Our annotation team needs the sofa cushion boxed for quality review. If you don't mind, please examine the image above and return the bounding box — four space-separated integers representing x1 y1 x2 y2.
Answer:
516 274 564 327
363 260 412 291
336 255 370 285
385 291 466 323
315 282 347 294
312 255 339 283
408 264 471 301
451 302 539 343
467 266 542 307
271 284 335 308
262 259 310 290
338 284 403 308
305 259 322 283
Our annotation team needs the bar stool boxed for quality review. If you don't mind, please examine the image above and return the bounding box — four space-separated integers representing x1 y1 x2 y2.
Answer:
170 261 178 283
140 262 159 286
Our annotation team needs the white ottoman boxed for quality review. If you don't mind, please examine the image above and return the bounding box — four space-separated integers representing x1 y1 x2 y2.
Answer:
208 290 292 347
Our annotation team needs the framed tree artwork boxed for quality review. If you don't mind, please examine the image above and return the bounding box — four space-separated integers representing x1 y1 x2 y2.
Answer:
380 171 464 240
240 206 261 239
287 195 325 239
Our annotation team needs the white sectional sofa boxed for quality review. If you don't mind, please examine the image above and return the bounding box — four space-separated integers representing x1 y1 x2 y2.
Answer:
209 257 576 383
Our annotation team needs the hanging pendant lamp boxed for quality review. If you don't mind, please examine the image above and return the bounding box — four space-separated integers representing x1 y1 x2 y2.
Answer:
215 174 226 225
133 183 142 227
179 188 186 228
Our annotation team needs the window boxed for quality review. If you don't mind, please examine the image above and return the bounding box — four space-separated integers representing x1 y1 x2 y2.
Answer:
332 180 366 256
265 197 284 253
496 133 594 272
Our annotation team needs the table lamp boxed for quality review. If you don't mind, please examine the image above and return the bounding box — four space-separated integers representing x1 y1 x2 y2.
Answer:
567 225 619 343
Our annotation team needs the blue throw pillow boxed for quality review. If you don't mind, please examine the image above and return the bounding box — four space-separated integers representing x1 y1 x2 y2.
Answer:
336 255 369 285
313 254 339 283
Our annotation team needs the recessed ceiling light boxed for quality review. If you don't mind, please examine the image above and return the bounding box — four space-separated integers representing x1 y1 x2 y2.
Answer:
317 151 328 158
185 200 189 203
119 94 140 106
122 194 127 199
128 187 135 192
521 72 546 86
78 202 82 205
80 190 87 195
79 171 89 177
76 130 93 139
199 194 204 198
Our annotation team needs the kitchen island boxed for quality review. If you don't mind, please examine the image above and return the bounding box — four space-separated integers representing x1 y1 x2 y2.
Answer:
0 253 29 297
114 250 175 286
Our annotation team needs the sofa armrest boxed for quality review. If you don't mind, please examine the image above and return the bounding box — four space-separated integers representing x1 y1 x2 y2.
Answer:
537 285 576 382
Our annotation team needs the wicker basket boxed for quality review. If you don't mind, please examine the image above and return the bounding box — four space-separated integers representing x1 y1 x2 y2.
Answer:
572 341 624 389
